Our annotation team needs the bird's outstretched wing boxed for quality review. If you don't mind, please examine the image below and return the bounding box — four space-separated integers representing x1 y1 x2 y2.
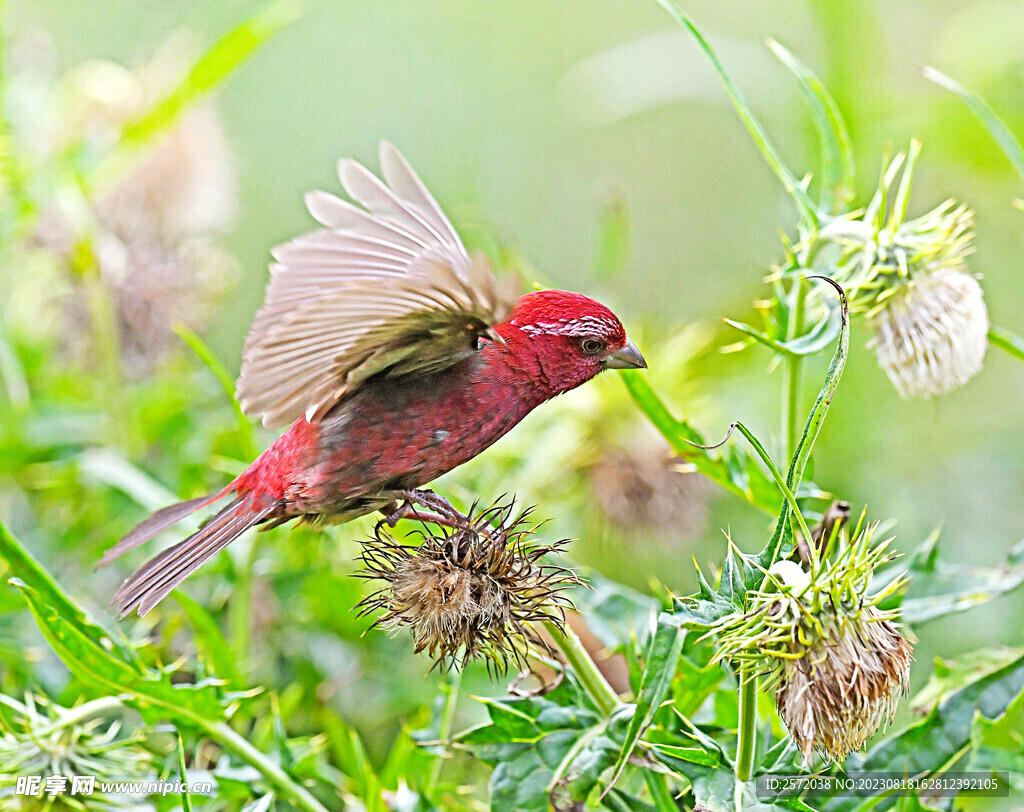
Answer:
236 142 518 428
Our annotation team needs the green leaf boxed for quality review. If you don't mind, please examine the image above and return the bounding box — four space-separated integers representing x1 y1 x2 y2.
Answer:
457 679 601 812
1 519 230 729
87 0 301 189
988 325 1024 363
598 624 686 800
852 652 1024 778
653 0 819 228
725 302 840 359
13 579 228 724
966 687 1024 791
923 67 1024 181
760 277 849 569
174 592 244 690
911 647 1024 713
622 371 783 514
880 532 1024 624
767 39 854 212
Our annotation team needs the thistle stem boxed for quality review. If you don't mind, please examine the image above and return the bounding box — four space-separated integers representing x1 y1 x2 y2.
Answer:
543 620 619 716
428 668 462 793
203 719 328 812
734 664 758 810
644 770 677 812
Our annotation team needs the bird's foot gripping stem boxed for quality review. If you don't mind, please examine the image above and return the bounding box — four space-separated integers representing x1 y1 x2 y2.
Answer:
378 489 483 535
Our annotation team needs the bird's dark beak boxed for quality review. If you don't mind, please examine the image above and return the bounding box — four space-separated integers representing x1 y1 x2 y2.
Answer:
604 339 647 370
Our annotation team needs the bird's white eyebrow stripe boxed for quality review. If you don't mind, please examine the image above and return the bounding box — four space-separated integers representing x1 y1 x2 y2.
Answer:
515 316 618 337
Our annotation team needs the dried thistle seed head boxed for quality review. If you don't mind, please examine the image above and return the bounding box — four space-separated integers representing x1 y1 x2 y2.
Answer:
869 268 989 398
710 521 913 763
356 502 580 672
775 610 913 762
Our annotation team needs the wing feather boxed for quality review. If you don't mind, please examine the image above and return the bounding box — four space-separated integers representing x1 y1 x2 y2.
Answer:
237 144 517 428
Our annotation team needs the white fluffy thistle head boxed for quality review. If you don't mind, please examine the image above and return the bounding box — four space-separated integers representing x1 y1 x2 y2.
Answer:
804 142 990 398
869 269 989 398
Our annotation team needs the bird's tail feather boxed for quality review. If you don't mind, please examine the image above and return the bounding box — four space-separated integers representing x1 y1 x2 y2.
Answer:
111 496 277 618
98 493 226 569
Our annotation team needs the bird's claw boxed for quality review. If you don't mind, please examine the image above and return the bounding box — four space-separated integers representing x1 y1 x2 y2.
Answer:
377 489 489 537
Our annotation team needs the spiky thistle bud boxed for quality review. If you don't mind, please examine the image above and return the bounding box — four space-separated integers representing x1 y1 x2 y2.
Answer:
0 694 152 803
356 502 580 673
805 142 987 397
709 521 913 763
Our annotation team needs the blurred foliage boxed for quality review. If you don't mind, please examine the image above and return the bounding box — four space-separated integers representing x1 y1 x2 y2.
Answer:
1 0 1024 811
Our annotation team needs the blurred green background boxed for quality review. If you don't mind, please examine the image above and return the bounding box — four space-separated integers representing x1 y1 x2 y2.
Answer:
5 0 1024 762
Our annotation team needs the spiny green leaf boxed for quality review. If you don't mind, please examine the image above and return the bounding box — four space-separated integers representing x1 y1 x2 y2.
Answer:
13 579 228 725
597 624 685 800
760 277 849 569
0 520 135 664
879 534 1024 624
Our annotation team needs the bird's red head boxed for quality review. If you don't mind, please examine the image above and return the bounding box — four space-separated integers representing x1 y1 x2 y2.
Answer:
497 290 646 396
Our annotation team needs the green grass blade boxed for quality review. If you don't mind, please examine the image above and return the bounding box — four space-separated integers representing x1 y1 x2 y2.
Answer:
653 0 819 228
924 66 1024 181
177 732 194 812
88 0 301 188
175 322 258 458
767 39 855 212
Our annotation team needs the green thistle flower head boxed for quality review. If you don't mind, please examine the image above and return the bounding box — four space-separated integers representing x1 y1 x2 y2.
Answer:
708 519 913 763
810 141 987 397
0 694 152 807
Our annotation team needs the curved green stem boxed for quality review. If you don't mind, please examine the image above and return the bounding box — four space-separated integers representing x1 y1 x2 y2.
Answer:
782 277 807 462
543 620 619 716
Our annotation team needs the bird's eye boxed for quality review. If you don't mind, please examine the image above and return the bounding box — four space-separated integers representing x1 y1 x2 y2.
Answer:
580 338 606 356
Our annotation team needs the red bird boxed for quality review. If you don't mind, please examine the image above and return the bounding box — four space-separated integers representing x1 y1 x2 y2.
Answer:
105 142 646 617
